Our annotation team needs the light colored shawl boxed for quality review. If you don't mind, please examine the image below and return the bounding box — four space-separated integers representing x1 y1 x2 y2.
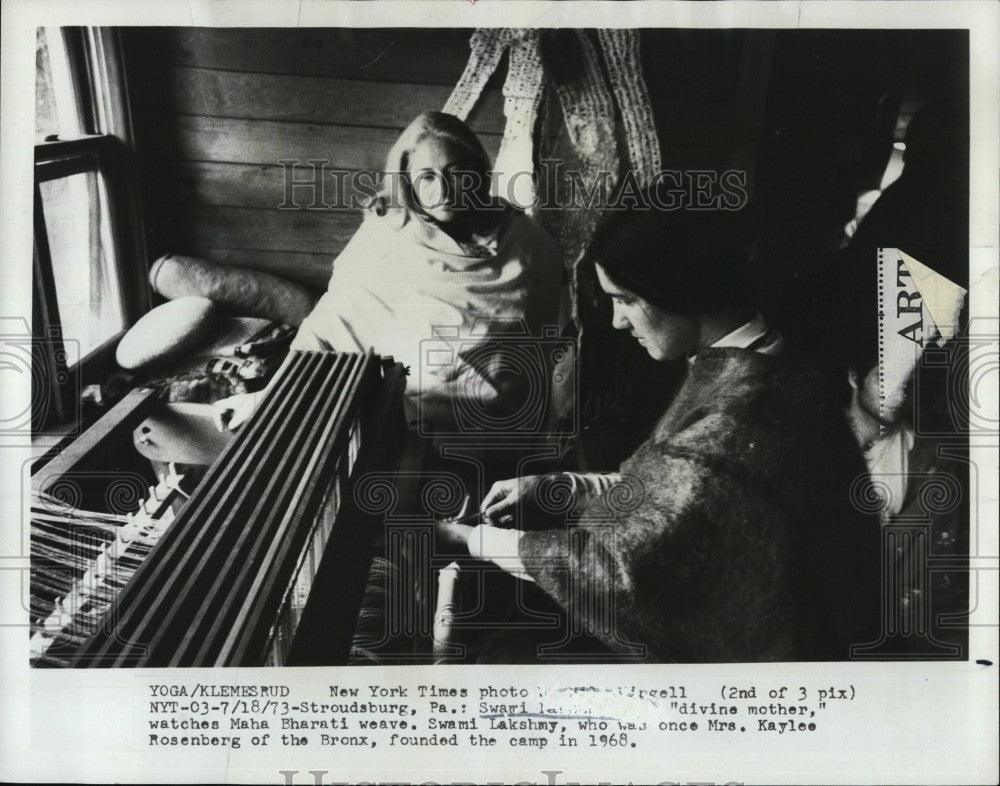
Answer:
293 208 564 430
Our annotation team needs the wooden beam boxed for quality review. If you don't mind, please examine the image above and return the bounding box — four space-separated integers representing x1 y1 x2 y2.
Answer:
144 27 477 85
169 204 362 255
164 66 508 136
162 115 502 170
167 161 379 212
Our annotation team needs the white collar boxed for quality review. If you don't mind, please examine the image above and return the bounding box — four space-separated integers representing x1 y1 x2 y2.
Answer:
689 314 783 364
712 313 769 349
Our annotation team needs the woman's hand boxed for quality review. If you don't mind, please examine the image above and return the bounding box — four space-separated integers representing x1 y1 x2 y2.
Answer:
479 475 549 524
212 390 264 432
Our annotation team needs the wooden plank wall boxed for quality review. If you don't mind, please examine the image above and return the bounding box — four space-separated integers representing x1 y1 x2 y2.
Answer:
121 28 769 294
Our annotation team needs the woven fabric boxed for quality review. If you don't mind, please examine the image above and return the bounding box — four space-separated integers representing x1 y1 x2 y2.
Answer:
444 29 546 211
445 28 662 322
494 30 545 211
443 28 517 120
598 28 662 182
543 31 620 270
550 30 618 170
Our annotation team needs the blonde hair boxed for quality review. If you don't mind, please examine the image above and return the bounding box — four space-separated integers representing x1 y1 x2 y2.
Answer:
368 111 493 225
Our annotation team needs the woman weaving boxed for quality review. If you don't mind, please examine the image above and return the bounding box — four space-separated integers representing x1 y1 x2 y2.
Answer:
215 111 563 433
439 192 882 662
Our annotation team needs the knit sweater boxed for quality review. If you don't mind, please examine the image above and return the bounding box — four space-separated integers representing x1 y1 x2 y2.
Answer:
518 347 881 662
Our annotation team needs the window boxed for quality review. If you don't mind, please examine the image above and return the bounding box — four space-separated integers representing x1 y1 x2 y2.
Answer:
33 27 148 431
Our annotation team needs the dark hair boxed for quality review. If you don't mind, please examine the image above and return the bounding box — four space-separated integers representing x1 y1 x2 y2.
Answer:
585 185 760 315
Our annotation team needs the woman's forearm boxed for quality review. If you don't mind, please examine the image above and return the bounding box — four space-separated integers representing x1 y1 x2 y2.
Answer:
466 524 535 583
561 471 623 502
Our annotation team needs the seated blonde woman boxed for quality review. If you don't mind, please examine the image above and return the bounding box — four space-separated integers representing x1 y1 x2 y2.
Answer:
216 111 564 434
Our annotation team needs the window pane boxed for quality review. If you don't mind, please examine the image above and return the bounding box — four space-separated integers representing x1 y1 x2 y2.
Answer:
39 169 125 363
35 27 83 140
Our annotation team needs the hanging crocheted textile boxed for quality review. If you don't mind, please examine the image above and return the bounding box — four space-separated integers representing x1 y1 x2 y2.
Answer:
494 31 545 210
443 28 518 119
597 28 662 183
539 29 620 275
444 28 545 209
443 27 660 268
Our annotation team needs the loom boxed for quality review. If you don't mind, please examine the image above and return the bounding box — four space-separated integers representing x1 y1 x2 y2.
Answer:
29 350 412 667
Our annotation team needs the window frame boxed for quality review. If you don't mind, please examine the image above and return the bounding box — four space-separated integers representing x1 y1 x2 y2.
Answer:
33 27 150 434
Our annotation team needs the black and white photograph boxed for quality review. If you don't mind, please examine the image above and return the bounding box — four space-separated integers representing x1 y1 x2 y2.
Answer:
1 1 997 783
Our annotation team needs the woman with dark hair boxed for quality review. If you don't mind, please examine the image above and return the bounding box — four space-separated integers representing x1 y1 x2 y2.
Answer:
216 111 564 433
439 191 881 662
